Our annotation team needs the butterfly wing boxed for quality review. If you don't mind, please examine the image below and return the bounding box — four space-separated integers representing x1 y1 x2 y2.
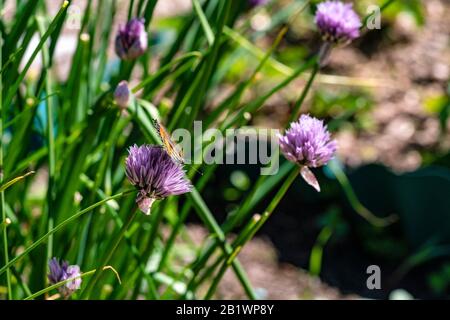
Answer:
153 119 185 165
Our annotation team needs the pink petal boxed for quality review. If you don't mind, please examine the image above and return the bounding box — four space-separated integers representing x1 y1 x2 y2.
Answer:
138 197 156 215
300 166 321 192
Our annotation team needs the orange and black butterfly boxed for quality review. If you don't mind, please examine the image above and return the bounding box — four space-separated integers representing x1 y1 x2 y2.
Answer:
152 119 185 165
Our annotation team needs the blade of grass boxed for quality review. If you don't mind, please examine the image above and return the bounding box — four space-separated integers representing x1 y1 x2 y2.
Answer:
224 26 386 88
141 0 158 28
36 13 58 286
0 47 24 76
196 212 262 294
132 51 202 93
128 0 136 20
24 266 120 300
79 175 159 299
221 56 317 130
223 26 292 76
75 113 124 267
128 200 166 299
327 159 398 227
0 34 11 299
288 63 319 123
309 224 334 276
0 190 135 277
11 266 32 298
80 206 139 299
186 161 294 291
187 188 256 299
2 0 42 59
157 163 217 272
204 25 288 129
203 214 261 299
192 0 215 46
0 171 35 193
182 0 232 129
2 1 69 110
203 168 299 298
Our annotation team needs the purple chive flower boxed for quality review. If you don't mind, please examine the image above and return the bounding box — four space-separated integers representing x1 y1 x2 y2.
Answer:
114 80 131 109
315 1 362 44
48 258 82 298
115 18 148 60
278 114 337 191
125 145 192 214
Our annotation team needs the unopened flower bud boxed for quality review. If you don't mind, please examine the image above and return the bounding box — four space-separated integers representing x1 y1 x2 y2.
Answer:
115 18 148 60
114 80 131 109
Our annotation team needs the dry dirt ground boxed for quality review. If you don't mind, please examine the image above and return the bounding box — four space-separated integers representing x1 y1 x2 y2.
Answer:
332 0 449 172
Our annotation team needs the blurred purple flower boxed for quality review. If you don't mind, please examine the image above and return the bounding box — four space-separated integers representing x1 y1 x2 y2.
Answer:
278 114 337 191
315 1 362 44
249 0 268 7
115 18 148 60
125 145 192 214
48 258 82 298
114 80 131 109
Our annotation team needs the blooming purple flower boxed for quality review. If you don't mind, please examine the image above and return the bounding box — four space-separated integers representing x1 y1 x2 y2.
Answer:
125 145 192 214
48 258 82 298
114 80 131 109
278 114 337 191
115 18 148 60
315 1 362 44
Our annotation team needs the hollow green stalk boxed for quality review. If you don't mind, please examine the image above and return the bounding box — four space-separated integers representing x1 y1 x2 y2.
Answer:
288 62 319 124
204 168 299 298
0 190 135 277
203 214 261 300
80 206 139 299
36 14 57 287
0 33 12 299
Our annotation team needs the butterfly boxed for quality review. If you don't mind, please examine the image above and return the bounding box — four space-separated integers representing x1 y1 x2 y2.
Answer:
152 119 185 165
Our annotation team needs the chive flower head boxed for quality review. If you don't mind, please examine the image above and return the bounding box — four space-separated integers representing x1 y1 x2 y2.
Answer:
125 145 192 214
315 1 361 44
278 114 337 191
48 258 82 298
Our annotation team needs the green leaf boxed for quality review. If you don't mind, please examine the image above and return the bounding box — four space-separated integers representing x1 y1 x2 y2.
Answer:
0 171 34 193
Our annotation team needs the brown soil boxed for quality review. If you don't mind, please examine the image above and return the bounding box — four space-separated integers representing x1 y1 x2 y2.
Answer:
183 225 358 300
333 0 449 171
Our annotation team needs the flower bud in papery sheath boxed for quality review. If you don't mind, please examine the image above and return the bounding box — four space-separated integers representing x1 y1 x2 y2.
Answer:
48 258 82 298
315 1 361 44
125 145 192 215
115 18 148 60
114 80 131 109
278 114 337 192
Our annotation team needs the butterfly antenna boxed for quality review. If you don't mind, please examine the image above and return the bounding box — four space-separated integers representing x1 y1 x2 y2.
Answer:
191 165 204 176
